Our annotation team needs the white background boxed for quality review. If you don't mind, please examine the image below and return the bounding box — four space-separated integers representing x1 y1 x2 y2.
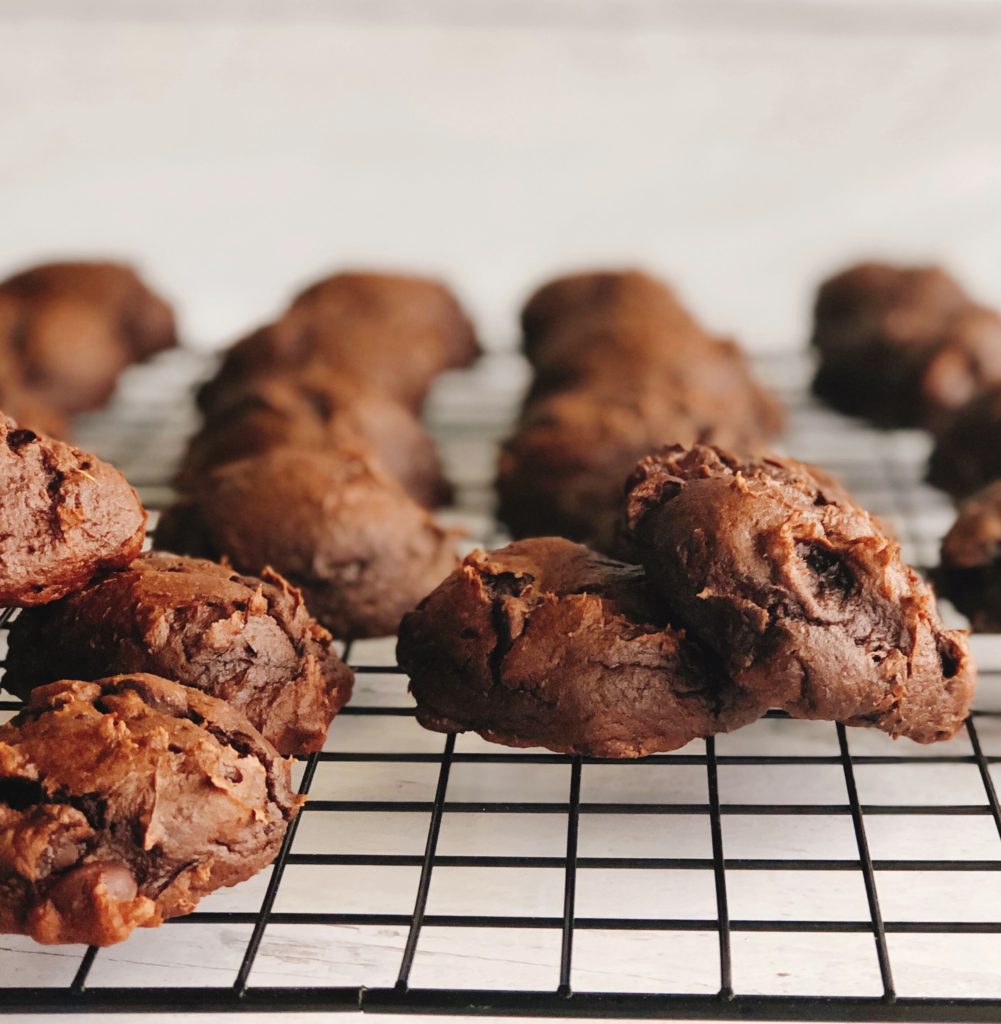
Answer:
2 0 1001 351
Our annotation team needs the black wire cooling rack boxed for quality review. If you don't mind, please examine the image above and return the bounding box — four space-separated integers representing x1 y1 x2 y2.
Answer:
1 349 1000 1019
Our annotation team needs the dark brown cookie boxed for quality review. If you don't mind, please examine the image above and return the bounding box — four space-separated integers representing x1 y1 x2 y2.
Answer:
0 260 177 361
0 414 146 606
498 389 715 550
177 371 452 507
3 553 354 755
397 537 765 758
810 261 1001 429
520 269 699 360
288 270 480 370
198 271 477 417
499 279 782 549
916 306 1001 430
155 446 459 638
0 673 300 946
196 313 448 416
936 481 1001 630
625 445 975 743
524 326 783 433
0 261 177 414
927 383 1001 497
6 298 131 414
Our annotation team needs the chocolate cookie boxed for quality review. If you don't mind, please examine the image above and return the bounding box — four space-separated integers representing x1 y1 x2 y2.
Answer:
155 446 459 638
524 326 783 433
198 271 477 417
936 481 1001 630
0 315 66 436
0 261 177 361
521 269 699 360
625 445 975 743
288 270 479 370
0 261 177 414
3 553 354 755
0 674 300 946
397 538 765 757
196 312 450 416
0 415 146 606
810 261 1001 428
927 383 1001 497
498 389 721 550
499 287 782 549
177 371 452 507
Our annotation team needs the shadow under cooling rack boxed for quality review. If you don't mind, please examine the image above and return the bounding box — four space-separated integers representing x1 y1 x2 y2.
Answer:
1 349 1000 1019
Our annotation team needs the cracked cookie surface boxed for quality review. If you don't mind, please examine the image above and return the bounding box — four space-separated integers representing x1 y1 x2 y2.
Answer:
0 673 300 946
625 444 975 742
3 553 354 755
0 413 146 606
397 537 765 758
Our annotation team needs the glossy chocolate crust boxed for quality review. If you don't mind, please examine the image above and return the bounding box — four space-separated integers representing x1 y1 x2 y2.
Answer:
3 553 354 755
397 537 765 758
0 674 300 946
624 445 974 743
0 414 146 606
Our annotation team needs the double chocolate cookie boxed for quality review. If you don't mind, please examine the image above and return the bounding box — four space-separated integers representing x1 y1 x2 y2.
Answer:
198 271 478 417
197 314 449 416
0 260 177 418
397 538 764 757
288 270 480 371
810 261 1001 429
498 269 782 547
624 445 975 742
927 383 1001 497
497 386 764 552
0 674 300 946
155 446 459 638
936 481 1001 631
178 371 451 507
4 553 354 755
520 269 698 360
0 414 146 606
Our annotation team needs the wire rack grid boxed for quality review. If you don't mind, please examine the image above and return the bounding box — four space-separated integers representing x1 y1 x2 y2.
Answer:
1 348 1000 1019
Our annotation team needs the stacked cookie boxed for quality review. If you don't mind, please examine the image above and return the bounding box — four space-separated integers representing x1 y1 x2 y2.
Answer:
400 444 975 757
0 261 177 435
497 270 783 550
0 416 352 945
163 270 474 638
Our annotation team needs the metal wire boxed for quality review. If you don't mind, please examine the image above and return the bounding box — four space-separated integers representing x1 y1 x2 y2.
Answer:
0 350 999 1018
